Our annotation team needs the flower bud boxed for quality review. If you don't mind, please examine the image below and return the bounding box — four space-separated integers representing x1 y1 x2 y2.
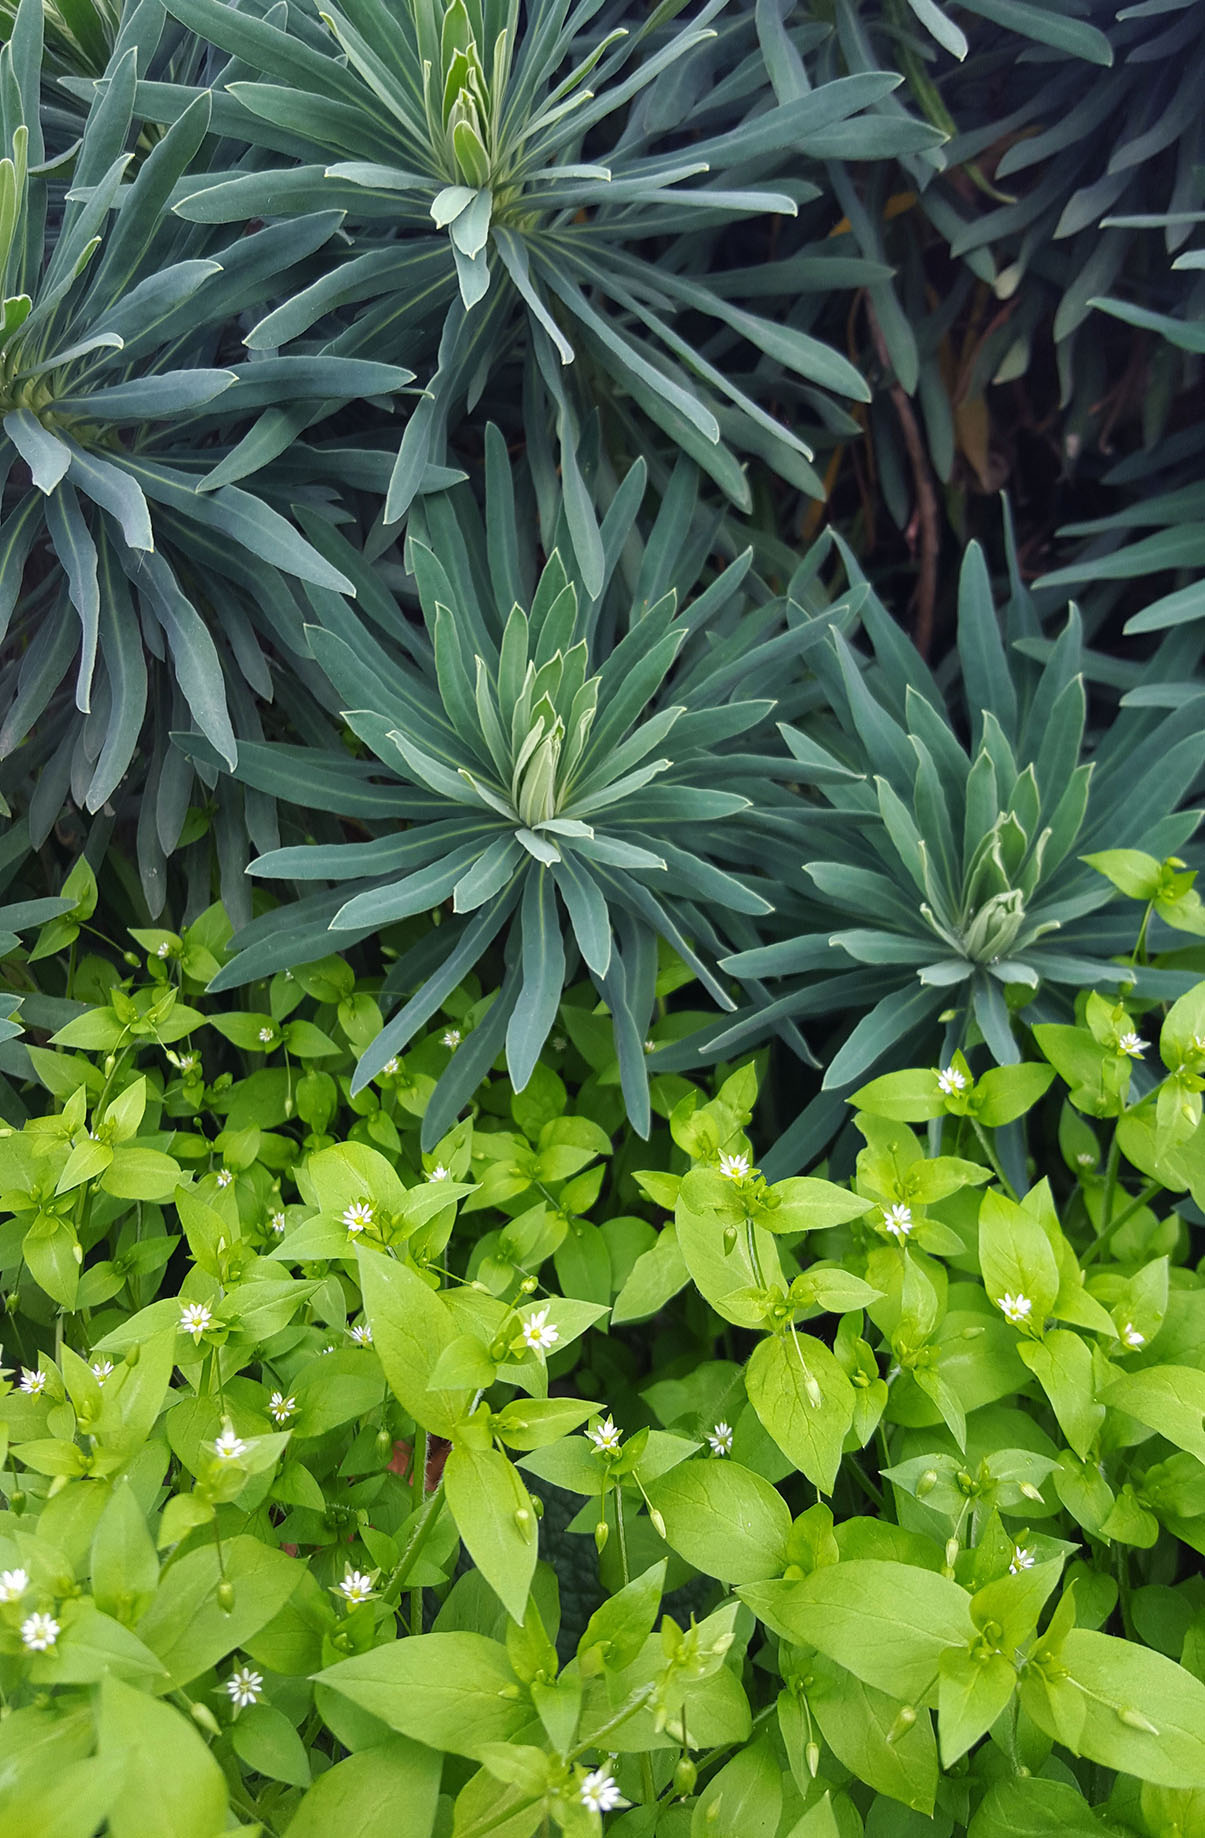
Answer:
123 952 140 969
125 1342 140 1368
945 1537 960 1571
104 1055 117 1076
519 1276 538 1294
216 1580 236 1613
1019 1482 1044 1502
722 1226 738 1255
672 1756 697 1796
886 1705 916 1745
594 1520 609 1553
514 1508 531 1530
806 1742 820 1778
649 1508 667 1540
1117 1705 1158 1734
916 1469 939 1498
190 1701 221 1737
9 1490 26 1514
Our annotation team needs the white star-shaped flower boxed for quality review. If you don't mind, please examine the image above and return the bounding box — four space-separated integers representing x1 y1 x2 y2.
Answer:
338 1569 376 1606
587 1416 623 1456
643 1038 656 1054
426 1164 451 1182
342 1200 374 1234
270 1212 287 1234
936 1066 967 1095
579 1769 624 1814
267 1392 296 1424
997 1292 1033 1327
441 1028 461 1048
21 1612 60 1651
382 1057 400 1076
1009 1546 1036 1574
156 941 171 958
91 1359 114 1385
1120 1321 1146 1349
257 1026 274 1044
215 1168 233 1188
349 1323 374 1347
19 1368 46 1396
707 1422 733 1457
213 1427 249 1462
520 1308 559 1355
179 1302 214 1342
718 1151 751 1180
1117 1031 1147 1059
0 1568 29 1602
225 1665 263 1708
177 1052 198 1073
881 1203 913 1242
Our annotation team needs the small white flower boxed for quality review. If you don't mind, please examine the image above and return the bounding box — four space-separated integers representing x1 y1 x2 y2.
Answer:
257 1026 274 1044
21 1612 60 1652
441 1028 461 1048
707 1422 733 1457
225 1664 263 1708
177 1052 198 1073
0 1568 29 1602
179 1301 214 1342
342 1199 374 1234
213 1427 249 1462
155 941 171 959
270 1211 287 1235
1117 1031 1147 1059
91 1359 114 1386
338 1569 376 1606
643 1038 656 1054
19 1368 46 1396
579 1768 624 1814
267 1391 296 1424
215 1168 234 1188
319 1344 334 1356
1076 1152 1095 1168
520 1308 559 1355
881 1203 913 1242
587 1416 622 1456
426 1164 451 1182
998 1292 1033 1327
718 1151 751 1180
382 1057 399 1076
936 1066 967 1095
1120 1321 1146 1349
349 1323 374 1347
1009 1546 1036 1574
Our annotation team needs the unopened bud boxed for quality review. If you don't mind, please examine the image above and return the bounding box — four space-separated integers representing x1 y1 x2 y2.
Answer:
916 1469 939 1498
945 1537 960 1570
497 1683 522 1700
374 1429 392 1458
886 1705 917 1745
9 1490 26 1514
804 1370 823 1409
216 1580 235 1613
1117 1705 1158 1734
123 951 140 968
649 1507 667 1540
1019 1482 1044 1502
514 1508 531 1530
672 1756 697 1796
806 1741 820 1778
722 1226 738 1255
190 1701 221 1737
519 1276 538 1294
125 1342 140 1367
594 1520 609 1553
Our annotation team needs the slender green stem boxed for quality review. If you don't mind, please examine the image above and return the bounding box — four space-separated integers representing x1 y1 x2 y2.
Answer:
1081 1180 1162 1268
383 1477 445 1606
571 1684 657 1760
1100 1129 1122 1238
970 1118 1018 1200
614 1486 630 1586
